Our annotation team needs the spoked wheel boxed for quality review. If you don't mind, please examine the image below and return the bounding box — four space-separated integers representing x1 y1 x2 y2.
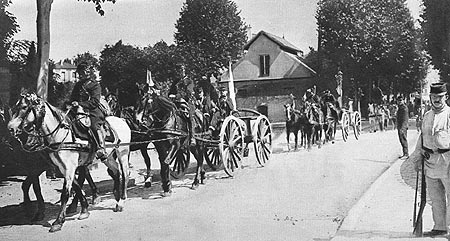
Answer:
219 116 244 177
353 111 362 140
204 145 222 171
341 112 350 142
253 115 272 167
170 145 190 179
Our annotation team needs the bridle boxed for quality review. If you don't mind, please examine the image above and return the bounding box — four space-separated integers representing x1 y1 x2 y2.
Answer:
11 94 72 151
141 94 174 127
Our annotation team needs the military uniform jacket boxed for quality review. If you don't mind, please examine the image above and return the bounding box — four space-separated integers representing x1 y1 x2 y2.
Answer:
410 106 450 178
71 79 104 119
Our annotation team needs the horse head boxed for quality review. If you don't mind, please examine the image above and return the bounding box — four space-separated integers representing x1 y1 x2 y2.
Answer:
138 93 177 129
106 92 121 116
284 104 293 122
8 92 48 150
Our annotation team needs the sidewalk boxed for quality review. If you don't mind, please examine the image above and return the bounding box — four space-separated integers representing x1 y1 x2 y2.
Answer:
332 129 446 241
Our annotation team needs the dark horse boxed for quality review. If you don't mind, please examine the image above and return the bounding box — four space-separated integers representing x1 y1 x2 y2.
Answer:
106 91 154 187
283 103 304 150
137 92 207 195
319 99 340 143
300 102 324 150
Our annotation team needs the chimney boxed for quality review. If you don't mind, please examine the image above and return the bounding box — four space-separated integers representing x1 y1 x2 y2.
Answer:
247 25 252 41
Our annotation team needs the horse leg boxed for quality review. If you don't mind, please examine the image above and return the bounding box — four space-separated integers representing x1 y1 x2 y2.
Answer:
286 126 291 151
117 149 129 211
72 178 90 220
141 146 153 188
50 178 72 232
191 147 201 190
191 147 205 189
294 131 298 150
21 175 33 217
157 144 172 196
160 162 172 196
83 166 101 205
307 127 312 150
30 174 46 222
107 167 122 212
67 167 83 215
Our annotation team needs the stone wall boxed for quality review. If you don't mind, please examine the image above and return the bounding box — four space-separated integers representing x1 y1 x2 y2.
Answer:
237 95 292 123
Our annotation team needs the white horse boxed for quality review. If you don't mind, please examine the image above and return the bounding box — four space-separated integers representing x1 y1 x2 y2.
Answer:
8 92 130 232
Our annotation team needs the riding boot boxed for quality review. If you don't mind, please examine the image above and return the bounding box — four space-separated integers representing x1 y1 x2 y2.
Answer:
94 129 107 161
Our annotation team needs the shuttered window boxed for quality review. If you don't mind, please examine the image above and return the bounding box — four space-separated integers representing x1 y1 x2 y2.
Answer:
259 55 270 77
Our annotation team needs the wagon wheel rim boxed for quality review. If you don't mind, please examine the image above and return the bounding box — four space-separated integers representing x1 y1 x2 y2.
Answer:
170 145 190 179
254 115 272 167
204 146 222 170
353 112 361 140
219 117 244 177
341 112 349 142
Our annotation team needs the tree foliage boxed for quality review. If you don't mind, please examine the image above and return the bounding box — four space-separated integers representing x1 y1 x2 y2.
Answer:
0 0 19 65
316 0 426 100
174 0 247 82
142 41 182 96
35 0 117 100
421 0 450 82
99 40 181 106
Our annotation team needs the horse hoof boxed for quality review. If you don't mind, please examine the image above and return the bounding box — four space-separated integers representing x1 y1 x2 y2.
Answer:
49 224 63 233
31 212 45 222
162 191 172 197
113 205 123 212
191 183 199 190
144 181 152 188
91 196 101 205
78 211 90 220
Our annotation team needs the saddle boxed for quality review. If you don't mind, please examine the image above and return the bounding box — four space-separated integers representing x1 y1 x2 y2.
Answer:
70 110 116 146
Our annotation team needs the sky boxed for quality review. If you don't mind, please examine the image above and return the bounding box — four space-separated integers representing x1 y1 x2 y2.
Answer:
7 0 423 62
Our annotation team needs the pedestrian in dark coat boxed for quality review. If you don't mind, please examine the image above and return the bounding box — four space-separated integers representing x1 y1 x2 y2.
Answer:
396 96 409 158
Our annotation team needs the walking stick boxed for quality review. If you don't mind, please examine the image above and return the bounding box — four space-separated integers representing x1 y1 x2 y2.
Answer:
413 157 426 237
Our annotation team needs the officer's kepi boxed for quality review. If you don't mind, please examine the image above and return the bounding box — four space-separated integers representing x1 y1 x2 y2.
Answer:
430 82 447 96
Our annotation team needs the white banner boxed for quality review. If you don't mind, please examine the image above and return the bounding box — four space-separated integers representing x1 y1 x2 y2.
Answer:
228 61 237 110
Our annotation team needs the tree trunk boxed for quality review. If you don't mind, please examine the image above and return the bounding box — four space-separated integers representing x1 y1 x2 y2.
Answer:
36 0 53 100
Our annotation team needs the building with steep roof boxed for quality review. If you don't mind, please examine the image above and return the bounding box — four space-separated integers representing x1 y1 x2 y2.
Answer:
220 30 317 122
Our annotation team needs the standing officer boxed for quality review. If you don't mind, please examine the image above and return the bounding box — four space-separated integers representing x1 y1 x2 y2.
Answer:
409 82 450 237
397 95 409 159
70 62 107 160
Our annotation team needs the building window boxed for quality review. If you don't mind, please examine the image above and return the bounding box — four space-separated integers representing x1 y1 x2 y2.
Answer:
61 71 66 82
259 55 270 77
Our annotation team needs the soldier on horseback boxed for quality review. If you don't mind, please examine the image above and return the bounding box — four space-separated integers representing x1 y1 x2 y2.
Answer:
70 62 107 161
322 89 340 120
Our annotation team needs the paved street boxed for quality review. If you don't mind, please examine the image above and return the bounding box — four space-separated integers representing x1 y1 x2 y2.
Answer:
0 125 418 241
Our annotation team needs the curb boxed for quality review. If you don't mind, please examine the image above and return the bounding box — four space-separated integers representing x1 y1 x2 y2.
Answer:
332 130 419 240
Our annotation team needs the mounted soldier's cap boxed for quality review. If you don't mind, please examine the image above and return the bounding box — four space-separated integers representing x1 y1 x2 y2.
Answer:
430 82 447 96
76 62 89 73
